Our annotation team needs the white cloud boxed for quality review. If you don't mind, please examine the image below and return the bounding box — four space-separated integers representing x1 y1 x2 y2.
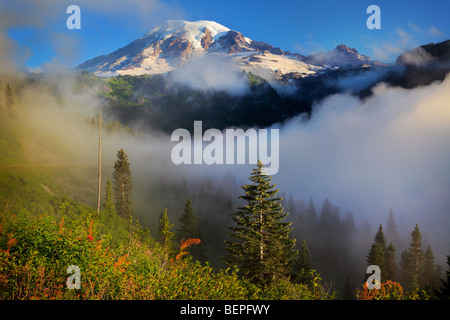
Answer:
407 23 445 38
170 54 249 95
273 74 450 252
428 26 445 38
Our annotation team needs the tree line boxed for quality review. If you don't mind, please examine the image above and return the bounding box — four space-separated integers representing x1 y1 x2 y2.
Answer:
0 82 16 114
105 148 449 299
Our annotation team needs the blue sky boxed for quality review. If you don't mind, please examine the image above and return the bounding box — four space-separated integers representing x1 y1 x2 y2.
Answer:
3 0 449 70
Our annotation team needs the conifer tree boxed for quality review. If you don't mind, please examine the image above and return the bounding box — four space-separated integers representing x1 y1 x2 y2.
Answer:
399 224 425 290
367 243 385 278
366 225 387 281
435 255 450 300
225 161 296 285
103 179 116 217
177 198 198 241
374 224 387 250
158 208 175 265
409 224 424 284
385 209 398 244
342 211 356 234
399 248 414 289
318 197 333 232
112 149 133 220
385 242 397 281
305 196 318 227
304 196 318 243
291 240 313 286
421 245 440 292
5 83 15 112
177 198 206 263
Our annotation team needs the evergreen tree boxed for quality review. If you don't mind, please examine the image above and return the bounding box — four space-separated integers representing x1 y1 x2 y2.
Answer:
177 198 198 241
399 248 414 289
409 224 424 285
177 198 206 263
342 211 356 234
399 224 425 290
225 161 296 285
112 149 133 220
421 245 440 293
291 240 313 286
5 83 15 112
374 224 387 250
366 225 387 281
305 196 317 227
287 193 296 216
366 243 385 279
102 179 116 217
318 197 333 232
385 242 397 281
435 255 450 300
385 208 398 244
158 208 175 265
304 196 318 243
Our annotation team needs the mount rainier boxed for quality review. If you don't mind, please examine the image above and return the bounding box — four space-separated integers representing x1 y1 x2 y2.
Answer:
77 20 383 80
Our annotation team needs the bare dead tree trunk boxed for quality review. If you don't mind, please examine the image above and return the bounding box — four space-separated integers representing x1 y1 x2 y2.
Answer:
97 105 102 216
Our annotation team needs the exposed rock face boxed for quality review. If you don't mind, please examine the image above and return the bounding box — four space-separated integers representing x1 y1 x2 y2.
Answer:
201 27 213 50
251 40 274 52
161 36 192 61
214 30 251 53
305 44 384 68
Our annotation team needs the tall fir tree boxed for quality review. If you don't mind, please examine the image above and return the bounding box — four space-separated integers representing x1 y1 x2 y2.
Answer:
112 149 133 220
318 197 333 232
305 196 318 227
385 242 397 281
385 209 399 244
366 225 387 281
177 198 206 263
399 248 414 289
366 243 385 281
374 224 387 250
409 224 424 287
102 178 116 218
291 240 313 286
5 83 15 112
158 208 175 265
225 161 296 285
399 224 425 290
421 245 440 293
342 211 356 234
435 255 450 300
177 198 199 240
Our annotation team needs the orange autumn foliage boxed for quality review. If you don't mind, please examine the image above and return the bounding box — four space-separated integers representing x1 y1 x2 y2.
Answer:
357 280 404 300
176 238 201 261
113 254 130 272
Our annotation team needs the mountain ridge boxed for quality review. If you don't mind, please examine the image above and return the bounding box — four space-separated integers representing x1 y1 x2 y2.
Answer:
77 19 384 80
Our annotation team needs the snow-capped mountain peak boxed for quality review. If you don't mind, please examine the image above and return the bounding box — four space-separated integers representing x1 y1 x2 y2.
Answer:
141 20 232 46
76 20 382 79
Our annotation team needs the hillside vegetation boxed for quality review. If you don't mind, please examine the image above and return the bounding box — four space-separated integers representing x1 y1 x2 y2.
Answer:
1 74 448 301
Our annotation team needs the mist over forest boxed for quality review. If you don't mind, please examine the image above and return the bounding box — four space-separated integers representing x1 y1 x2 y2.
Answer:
0 2 449 299
2 55 449 295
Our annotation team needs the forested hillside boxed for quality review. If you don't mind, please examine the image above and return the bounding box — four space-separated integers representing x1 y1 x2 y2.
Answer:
0 70 449 300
